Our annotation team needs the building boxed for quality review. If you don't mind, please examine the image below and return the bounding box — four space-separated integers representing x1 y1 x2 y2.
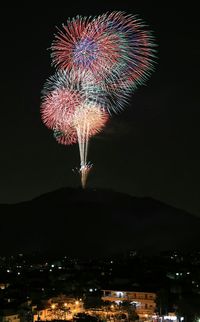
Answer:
102 289 156 319
0 312 20 322
0 283 10 290
33 296 83 321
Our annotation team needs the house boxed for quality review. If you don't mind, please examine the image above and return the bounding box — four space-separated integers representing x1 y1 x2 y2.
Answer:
102 289 156 319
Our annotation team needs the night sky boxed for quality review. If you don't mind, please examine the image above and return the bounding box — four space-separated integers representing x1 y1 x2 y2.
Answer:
1 2 200 216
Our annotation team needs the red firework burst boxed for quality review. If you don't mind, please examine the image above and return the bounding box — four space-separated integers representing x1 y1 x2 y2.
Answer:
51 16 121 80
54 126 78 145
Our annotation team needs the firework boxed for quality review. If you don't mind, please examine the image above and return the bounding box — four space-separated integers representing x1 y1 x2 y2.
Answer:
51 12 156 87
41 88 80 131
50 12 156 114
51 104 109 188
41 69 109 188
41 69 107 131
41 69 97 98
51 15 124 80
98 11 156 92
41 11 157 188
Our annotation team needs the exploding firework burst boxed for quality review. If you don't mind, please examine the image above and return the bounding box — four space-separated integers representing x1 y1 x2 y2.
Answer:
41 10 157 188
51 104 109 188
41 87 80 131
51 15 124 80
98 11 157 92
40 69 108 132
50 12 156 114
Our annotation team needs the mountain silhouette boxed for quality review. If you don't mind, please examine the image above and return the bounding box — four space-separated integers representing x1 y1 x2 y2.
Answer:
0 187 200 257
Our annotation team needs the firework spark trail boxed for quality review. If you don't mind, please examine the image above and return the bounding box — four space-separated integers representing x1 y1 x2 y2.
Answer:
80 164 92 189
76 123 91 189
73 105 108 188
76 121 89 169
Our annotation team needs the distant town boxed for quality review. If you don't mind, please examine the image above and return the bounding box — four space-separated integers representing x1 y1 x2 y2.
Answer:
0 249 200 322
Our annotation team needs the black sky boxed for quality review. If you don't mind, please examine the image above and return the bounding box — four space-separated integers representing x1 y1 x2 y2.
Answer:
1 2 200 216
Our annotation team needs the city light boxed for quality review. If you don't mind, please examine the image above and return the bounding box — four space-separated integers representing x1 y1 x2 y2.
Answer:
2 248 199 321
163 316 179 321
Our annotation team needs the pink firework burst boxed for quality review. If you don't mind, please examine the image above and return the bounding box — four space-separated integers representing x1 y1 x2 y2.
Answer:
41 88 82 131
